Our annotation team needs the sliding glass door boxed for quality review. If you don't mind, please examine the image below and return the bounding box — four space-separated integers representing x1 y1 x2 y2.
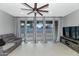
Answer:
26 20 34 42
36 20 44 42
20 18 54 43
20 21 25 41
45 20 53 42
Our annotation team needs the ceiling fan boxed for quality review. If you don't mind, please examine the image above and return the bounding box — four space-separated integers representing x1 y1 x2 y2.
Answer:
21 3 49 16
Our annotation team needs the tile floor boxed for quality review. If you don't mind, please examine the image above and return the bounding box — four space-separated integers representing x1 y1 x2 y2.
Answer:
8 41 79 56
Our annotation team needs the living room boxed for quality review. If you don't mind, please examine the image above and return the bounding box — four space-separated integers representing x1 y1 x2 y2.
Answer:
0 0 79 57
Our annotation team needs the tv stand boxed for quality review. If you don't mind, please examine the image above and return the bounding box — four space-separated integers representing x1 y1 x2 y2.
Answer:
60 36 79 53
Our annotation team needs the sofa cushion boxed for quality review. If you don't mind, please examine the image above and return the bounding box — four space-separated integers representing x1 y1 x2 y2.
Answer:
3 43 15 51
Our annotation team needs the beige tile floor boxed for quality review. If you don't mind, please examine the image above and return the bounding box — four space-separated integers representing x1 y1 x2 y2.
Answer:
8 41 79 56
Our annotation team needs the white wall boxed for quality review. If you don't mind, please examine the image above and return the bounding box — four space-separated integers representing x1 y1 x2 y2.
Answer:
0 10 15 35
63 10 79 27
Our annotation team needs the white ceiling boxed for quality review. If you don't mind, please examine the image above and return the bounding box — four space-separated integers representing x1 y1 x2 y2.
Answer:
0 3 79 17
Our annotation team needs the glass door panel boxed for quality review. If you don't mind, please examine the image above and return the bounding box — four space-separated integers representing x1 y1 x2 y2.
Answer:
45 21 53 41
26 21 34 41
36 21 44 41
20 18 54 43
20 21 25 41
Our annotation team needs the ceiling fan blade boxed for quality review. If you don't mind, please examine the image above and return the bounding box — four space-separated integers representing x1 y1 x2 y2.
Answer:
39 10 48 12
34 3 37 9
27 11 34 15
21 8 32 11
38 4 49 9
37 11 43 16
22 3 33 9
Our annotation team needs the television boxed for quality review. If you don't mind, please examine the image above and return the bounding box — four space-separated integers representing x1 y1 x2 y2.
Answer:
70 26 76 39
63 26 79 40
64 27 70 38
76 26 79 40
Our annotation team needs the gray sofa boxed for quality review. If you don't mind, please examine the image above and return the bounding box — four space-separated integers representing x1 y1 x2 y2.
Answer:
0 33 22 56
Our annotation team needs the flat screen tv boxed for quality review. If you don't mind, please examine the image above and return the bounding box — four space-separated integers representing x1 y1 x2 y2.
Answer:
76 26 79 40
71 26 76 39
65 27 70 38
